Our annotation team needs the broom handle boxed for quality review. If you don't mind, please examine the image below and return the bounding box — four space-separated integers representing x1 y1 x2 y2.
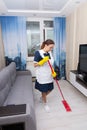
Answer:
47 60 54 73
48 60 65 100
55 79 65 100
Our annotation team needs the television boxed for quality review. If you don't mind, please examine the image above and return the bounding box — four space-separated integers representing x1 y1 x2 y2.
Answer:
78 44 87 78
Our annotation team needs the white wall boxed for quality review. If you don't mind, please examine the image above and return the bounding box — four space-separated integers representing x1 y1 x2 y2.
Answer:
66 2 87 80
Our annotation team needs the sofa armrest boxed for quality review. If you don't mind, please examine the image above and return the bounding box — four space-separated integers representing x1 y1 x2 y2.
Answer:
17 70 31 76
0 104 37 130
0 104 26 117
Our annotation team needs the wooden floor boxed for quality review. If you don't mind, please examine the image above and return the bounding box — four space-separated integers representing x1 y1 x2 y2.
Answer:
33 80 87 130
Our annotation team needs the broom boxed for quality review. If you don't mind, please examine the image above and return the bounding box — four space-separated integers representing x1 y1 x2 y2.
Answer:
48 60 71 112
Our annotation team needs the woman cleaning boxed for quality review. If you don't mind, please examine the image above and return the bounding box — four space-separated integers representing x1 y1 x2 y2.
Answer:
34 39 56 112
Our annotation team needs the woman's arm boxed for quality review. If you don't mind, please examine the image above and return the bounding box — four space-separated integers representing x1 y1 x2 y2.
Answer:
34 62 39 67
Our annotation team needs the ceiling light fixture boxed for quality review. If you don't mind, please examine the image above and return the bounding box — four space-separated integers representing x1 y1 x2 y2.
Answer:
8 9 60 14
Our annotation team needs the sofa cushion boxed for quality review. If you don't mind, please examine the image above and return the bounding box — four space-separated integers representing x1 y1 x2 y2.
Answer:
0 68 11 106
4 75 34 107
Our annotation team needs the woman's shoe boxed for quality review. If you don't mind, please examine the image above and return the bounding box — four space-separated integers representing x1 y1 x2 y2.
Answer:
44 104 50 112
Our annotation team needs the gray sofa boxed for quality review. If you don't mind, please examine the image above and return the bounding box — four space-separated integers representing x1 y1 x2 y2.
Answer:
0 62 37 130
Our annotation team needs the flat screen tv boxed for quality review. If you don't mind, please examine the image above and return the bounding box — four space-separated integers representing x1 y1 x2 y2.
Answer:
79 44 87 75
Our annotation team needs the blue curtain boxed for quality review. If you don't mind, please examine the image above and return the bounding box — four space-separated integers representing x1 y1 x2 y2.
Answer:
0 16 27 70
53 17 66 79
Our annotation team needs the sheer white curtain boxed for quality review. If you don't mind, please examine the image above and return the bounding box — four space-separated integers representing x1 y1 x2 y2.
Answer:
53 17 66 79
0 16 27 70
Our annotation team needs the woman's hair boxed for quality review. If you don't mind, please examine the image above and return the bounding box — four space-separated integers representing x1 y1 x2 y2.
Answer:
40 39 55 49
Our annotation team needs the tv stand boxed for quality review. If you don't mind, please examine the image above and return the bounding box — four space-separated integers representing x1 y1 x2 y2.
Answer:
70 70 87 96
76 74 87 88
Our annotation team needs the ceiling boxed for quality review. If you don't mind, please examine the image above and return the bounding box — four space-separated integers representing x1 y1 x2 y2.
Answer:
0 0 87 17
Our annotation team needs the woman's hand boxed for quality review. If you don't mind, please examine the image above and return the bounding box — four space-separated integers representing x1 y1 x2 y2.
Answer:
34 56 49 67
34 63 39 67
38 56 49 66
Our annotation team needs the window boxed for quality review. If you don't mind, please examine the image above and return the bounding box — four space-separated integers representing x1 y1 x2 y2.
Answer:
43 20 54 41
26 21 40 56
44 20 53 28
26 19 54 57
